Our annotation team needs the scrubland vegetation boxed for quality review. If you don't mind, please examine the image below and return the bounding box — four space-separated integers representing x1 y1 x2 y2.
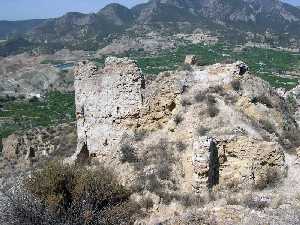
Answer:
0 161 142 225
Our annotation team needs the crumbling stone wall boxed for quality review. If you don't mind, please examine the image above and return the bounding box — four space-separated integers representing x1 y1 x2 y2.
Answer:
74 57 145 159
192 137 219 191
192 136 286 191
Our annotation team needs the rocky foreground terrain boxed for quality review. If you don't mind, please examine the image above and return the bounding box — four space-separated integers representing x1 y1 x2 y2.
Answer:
1 56 300 224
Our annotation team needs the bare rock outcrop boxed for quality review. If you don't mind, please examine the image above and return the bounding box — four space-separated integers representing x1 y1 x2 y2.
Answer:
192 136 286 191
73 57 296 194
184 55 197 65
2 123 76 163
73 57 145 161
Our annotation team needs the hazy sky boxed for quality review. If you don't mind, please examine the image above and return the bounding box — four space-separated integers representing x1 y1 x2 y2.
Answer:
0 0 298 21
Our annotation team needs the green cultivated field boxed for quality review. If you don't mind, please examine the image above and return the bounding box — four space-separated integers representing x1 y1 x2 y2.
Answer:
1 44 299 144
0 91 75 140
136 43 300 89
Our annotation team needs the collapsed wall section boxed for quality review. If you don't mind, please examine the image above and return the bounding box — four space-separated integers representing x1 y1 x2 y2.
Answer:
74 57 144 159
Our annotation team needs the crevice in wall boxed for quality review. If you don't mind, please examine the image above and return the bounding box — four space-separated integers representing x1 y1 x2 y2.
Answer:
207 140 219 189
76 142 90 165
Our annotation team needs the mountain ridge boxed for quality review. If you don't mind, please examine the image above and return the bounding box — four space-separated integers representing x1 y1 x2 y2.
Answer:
0 0 299 55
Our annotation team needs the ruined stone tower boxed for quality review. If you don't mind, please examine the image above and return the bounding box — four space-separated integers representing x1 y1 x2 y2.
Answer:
73 57 144 160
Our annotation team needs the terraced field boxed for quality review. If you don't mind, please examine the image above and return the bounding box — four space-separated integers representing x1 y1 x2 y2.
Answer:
0 92 75 141
136 43 300 89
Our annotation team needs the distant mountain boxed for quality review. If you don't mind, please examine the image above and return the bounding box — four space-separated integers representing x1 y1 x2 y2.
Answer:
133 0 300 34
0 19 45 39
25 4 135 50
0 0 299 55
98 3 134 26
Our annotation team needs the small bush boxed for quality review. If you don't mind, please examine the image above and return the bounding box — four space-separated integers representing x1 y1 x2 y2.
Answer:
194 91 207 103
174 114 184 125
207 95 217 104
176 141 187 152
176 193 205 208
287 94 297 113
1 161 141 225
226 195 240 205
180 84 189 93
29 96 40 103
197 126 210 136
224 94 238 104
259 120 276 134
243 193 270 210
251 96 273 108
231 80 241 91
181 98 192 107
120 144 138 163
134 129 147 142
139 197 154 210
282 128 300 148
209 86 224 95
143 174 162 193
254 167 282 190
207 104 219 117
157 163 172 180
206 95 219 117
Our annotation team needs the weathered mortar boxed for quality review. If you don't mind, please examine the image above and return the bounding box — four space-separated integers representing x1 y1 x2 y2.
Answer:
74 57 145 159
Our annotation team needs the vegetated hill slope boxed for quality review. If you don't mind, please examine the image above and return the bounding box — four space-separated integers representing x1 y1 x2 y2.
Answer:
27 0 300 41
135 0 300 36
0 19 45 39
0 0 300 53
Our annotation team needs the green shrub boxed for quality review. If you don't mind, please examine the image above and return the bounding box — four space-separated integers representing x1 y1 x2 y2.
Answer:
209 86 224 95
174 114 184 125
251 96 273 108
177 193 205 208
287 94 297 114
139 197 154 210
231 79 241 91
206 96 219 117
259 119 276 134
207 95 217 104
0 161 141 225
134 139 175 193
134 129 147 142
176 141 187 152
28 96 40 103
194 91 207 103
243 193 270 210
197 126 210 136
181 98 192 107
120 144 138 163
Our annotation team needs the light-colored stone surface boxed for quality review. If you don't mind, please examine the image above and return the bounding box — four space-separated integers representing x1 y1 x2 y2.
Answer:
73 57 297 195
184 55 197 65
74 57 145 159
2 123 76 163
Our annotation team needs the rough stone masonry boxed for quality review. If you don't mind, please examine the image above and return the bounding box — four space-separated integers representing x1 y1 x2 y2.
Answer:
73 57 145 161
72 57 287 191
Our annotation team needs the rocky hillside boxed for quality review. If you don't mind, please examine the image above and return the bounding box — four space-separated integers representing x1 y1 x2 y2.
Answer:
0 19 45 39
1 56 300 224
56 56 300 224
134 0 300 33
0 0 299 54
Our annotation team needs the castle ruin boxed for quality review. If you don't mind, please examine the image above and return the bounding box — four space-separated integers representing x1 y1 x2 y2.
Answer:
73 57 145 161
